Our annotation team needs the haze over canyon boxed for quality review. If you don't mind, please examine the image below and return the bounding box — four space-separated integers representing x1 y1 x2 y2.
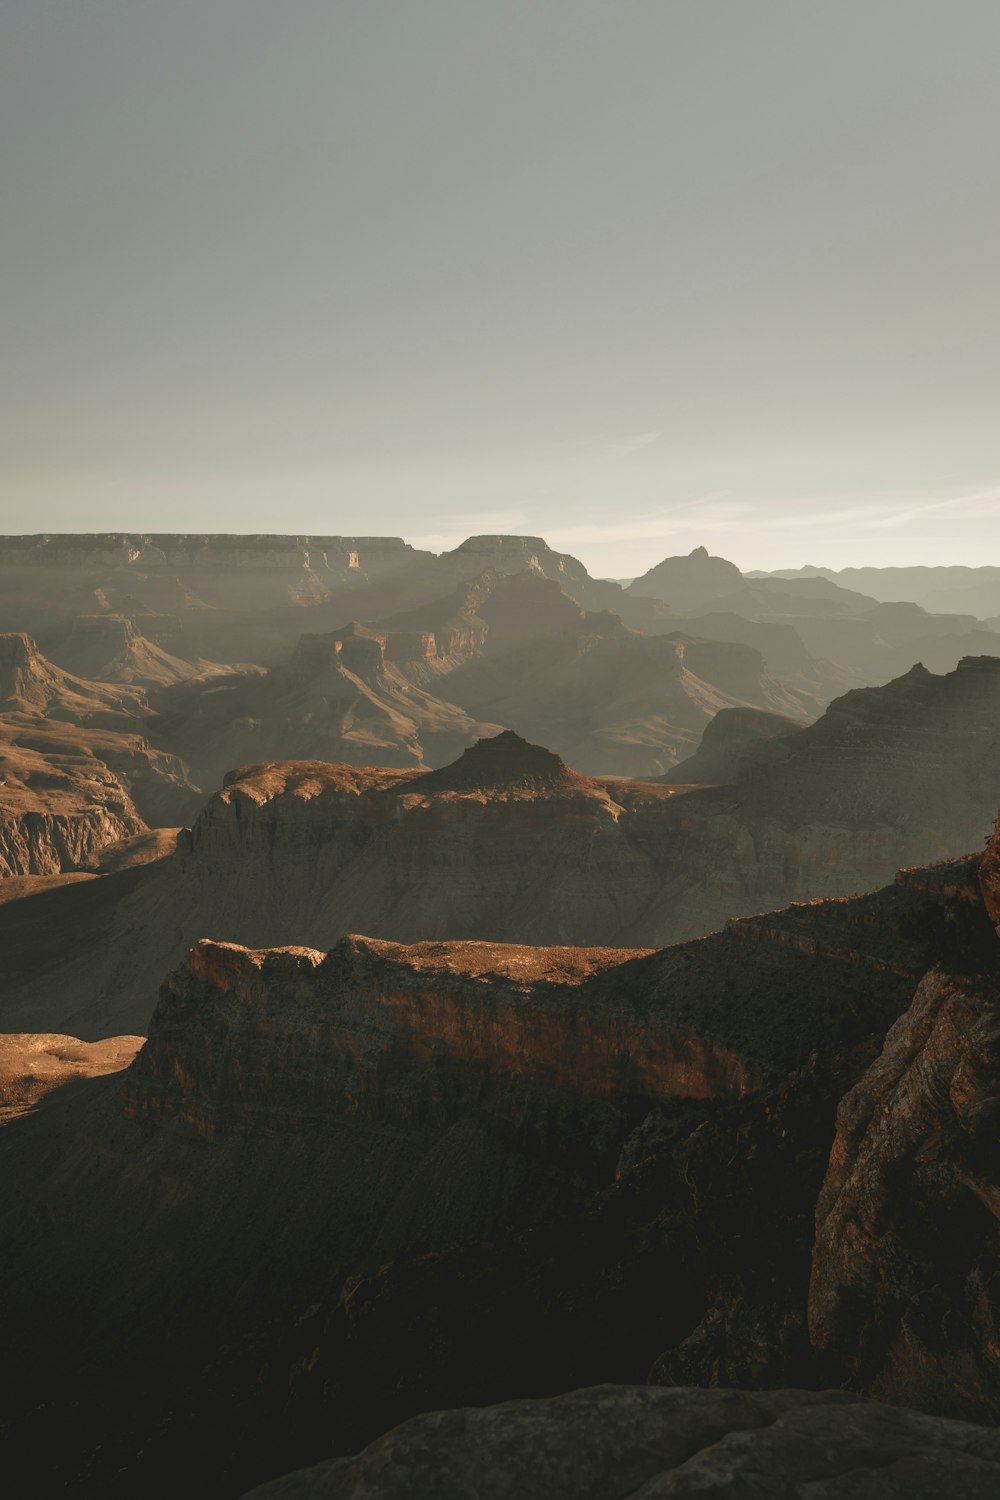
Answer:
0 528 997 1497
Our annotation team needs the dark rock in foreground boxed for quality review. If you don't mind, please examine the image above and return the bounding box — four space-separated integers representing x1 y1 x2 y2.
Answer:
242 1383 1000 1499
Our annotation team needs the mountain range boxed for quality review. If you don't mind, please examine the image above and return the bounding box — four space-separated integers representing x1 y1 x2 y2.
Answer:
1 531 999 1496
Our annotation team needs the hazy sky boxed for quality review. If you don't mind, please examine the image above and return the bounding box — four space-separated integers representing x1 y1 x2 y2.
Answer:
2 1 999 574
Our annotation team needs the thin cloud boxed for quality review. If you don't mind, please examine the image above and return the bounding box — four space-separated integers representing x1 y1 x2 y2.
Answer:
604 431 662 463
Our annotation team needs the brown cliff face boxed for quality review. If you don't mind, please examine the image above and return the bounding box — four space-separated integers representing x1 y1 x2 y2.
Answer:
0 631 149 721
0 633 203 872
808 830 1000 1420
154 627 504 784
46 613 214 689
0 846 988 1494
0 712 200 874
1 722 982 1039
121 934 763 1147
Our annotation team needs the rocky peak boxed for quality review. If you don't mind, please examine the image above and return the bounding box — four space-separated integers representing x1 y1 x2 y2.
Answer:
661 705 805 785
416 730 582 796
626 547 744 609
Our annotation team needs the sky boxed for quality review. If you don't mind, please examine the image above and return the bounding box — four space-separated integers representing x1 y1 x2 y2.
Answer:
2 0 999 575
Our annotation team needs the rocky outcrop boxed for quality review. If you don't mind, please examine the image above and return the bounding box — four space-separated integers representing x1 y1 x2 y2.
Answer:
241 1384 1000 1500
0 634 200 853
121 933 763 1145
659 706 804 785
438 535 623 614
441 612 819 775
0 631 148 721
155 627 503 785
628 546 745 611
0 709 199 873
0 804 140 877
4 710 994 1037
0 841 994 1492
808 824 1000 1421
46 613 210 688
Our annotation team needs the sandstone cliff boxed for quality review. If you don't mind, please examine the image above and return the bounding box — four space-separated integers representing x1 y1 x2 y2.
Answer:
46 612 218 689
5 685 1000 1035
809 824 1000 1422
0 839 994 1492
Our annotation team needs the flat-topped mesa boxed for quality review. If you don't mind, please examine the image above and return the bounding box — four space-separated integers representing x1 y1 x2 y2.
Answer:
439 536 623 612
291 623 388 683
445 534 569 574
185 734 621 862
66 613 139 646
121 933 760 1144
0 534 421 574
216 759 415 802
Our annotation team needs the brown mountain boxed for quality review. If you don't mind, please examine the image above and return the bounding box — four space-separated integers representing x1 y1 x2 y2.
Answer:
45 613 224 689
441 611 820 775
0 630 149 721
5 650 1000 1034
627 546 744 611
150 586 818 782
153 623 502 786
656 705 805 785
0 634 201 872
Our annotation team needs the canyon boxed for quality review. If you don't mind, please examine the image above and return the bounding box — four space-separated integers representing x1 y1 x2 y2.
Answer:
0 822 997 1494
5 645 1000 1039
1 533 998 1496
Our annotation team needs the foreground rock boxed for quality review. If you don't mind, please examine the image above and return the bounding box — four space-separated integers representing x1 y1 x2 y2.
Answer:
241 1384 1000 1500
809 818 1000 1421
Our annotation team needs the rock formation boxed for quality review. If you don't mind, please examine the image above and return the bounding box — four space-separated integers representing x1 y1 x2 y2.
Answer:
809 819 1000 1421
0 634 202 871
1 825 999 1493
0 630 148 721
0 840 988 1494
241 1384 1000 1500
441 612 819 775
627 546 745 611
755 563 1000 617
153 622 502 785
658 706 805 785
6 654 1000 1033
46 612 219 689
